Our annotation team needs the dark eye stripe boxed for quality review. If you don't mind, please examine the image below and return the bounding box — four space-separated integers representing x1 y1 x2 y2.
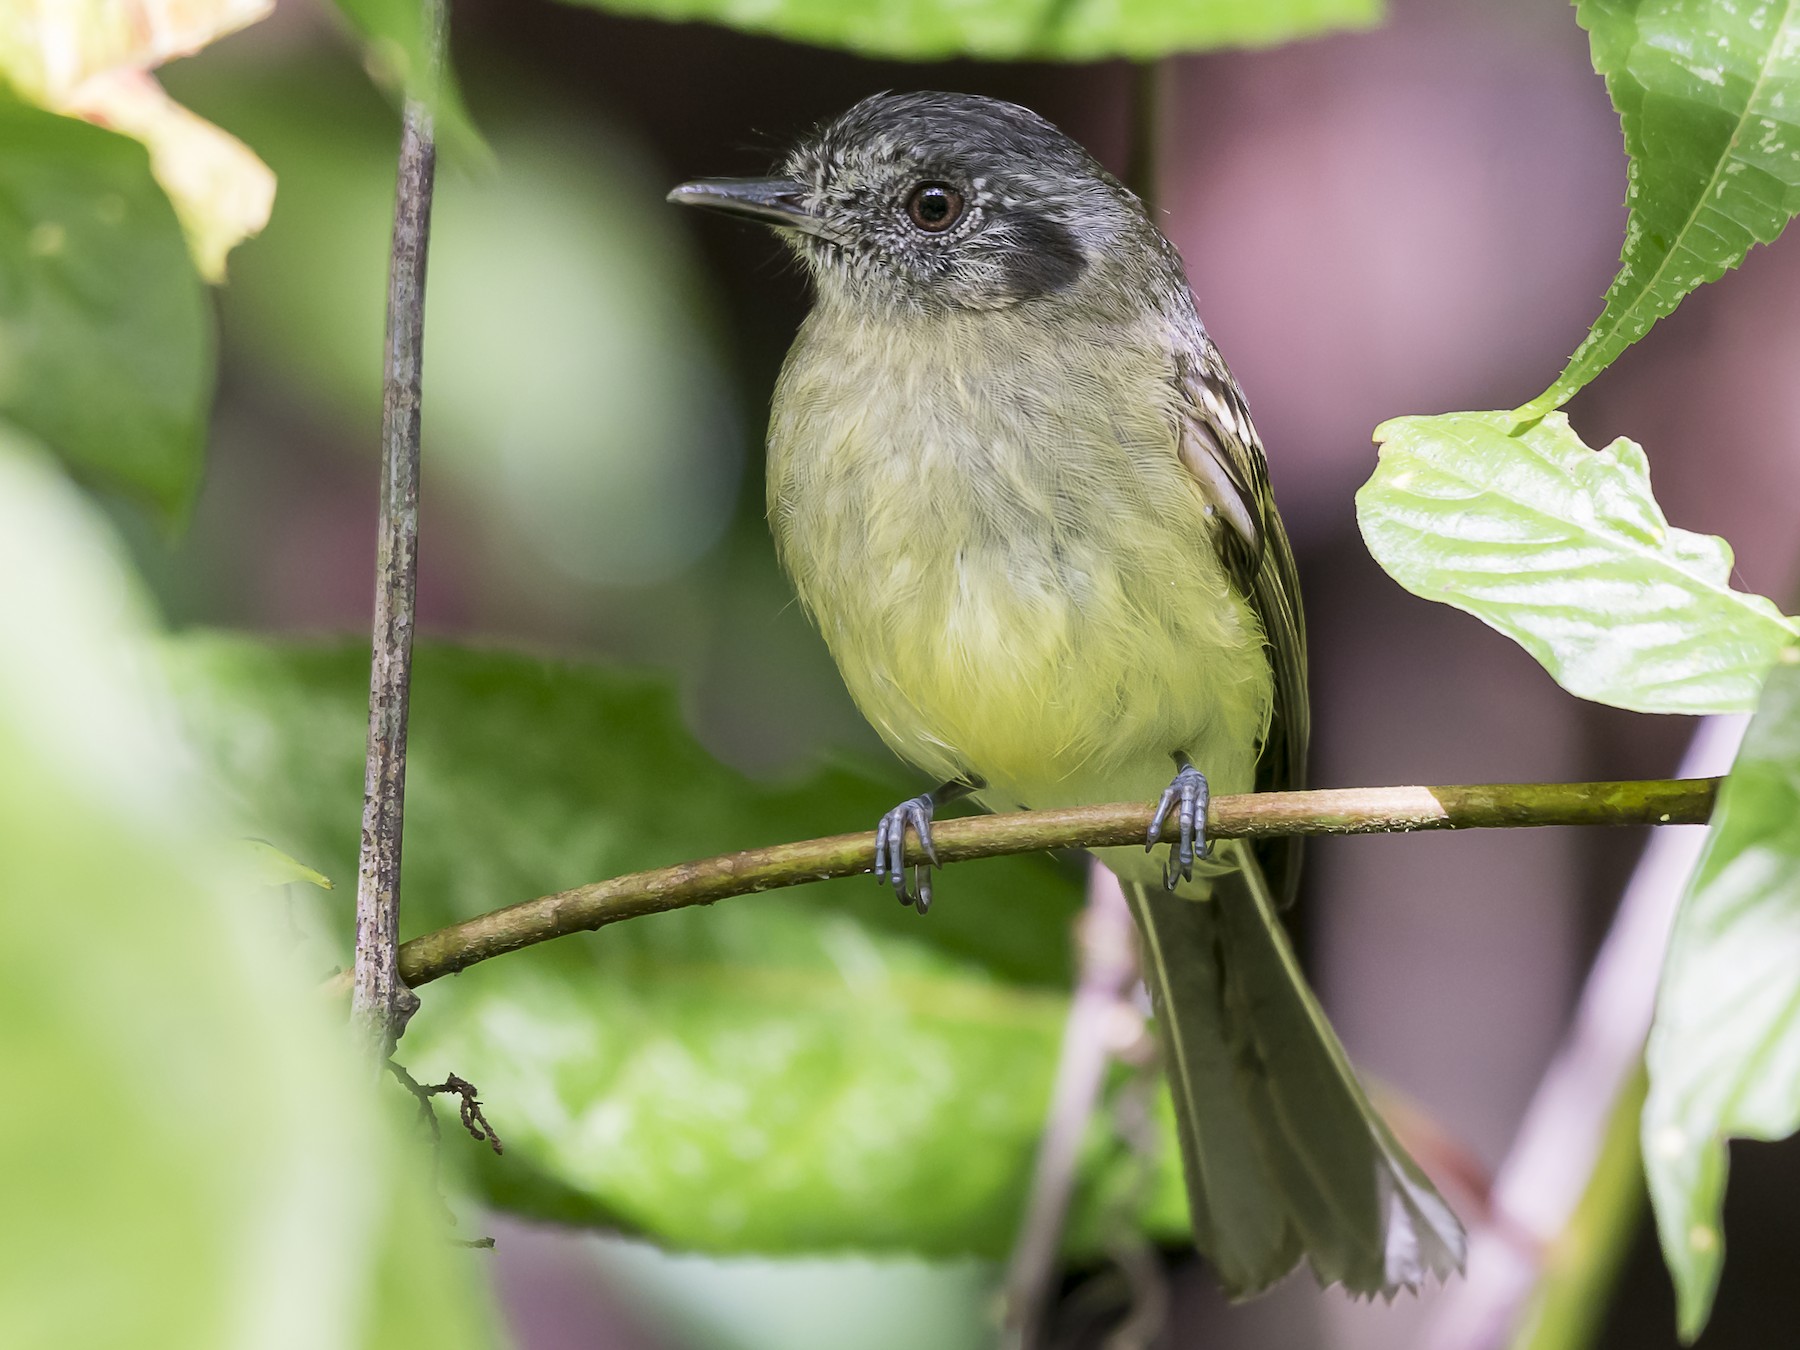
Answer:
906 182 964 232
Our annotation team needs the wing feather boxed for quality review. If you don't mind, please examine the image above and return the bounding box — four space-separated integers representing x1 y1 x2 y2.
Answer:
1172 340 1309 905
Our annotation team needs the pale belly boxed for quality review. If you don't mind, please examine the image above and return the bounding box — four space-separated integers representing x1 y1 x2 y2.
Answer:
817 528 1272 819
767 311 1275 847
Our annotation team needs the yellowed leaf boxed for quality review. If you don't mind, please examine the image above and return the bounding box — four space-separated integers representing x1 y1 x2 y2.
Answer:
0 0 272 99
0 0 276 279
61 68 273 281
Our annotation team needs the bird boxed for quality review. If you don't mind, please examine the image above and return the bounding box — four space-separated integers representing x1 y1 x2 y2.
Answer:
669 90 1464 1299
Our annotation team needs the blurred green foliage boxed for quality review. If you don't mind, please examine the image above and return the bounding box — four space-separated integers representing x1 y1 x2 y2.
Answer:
242 837 337 889
328 0 488 159
591 1243 999 1350
0 429 497 1349
1356 5 1800 1337
1524 0 1800 414
545 0 1380 60
1643 649 1800 1341
323 0 1383 178
170 58 745 591
0 1 276 283
1358 411 1796 715
0 96 211 518
0 0 1796 1337
168 633 1189 1257
1514 1068 1648 1350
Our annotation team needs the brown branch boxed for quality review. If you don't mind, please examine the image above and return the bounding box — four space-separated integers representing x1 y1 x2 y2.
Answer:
319 778 1717 1001
1004 866 1149 1350
349 0 446 1060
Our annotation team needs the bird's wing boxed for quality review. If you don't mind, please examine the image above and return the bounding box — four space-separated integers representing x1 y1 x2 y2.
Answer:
1172 338 1310 905
1148 345 1461 1296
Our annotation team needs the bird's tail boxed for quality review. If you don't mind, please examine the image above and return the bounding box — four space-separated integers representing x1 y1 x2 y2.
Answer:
1121 846 1465 1298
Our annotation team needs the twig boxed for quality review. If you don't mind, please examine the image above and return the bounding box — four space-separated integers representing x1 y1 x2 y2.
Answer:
389 1059 445 1142
349 0 446 1060
1004 867 1147 1349
388 1059 504 1247
424 1072 505 1155
351 780 1716 999
1417 721 1745 1349
317 777 1717 998
395 1065 504 1156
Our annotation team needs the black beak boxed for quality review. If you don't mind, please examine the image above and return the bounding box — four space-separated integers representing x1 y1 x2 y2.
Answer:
666 177 824 235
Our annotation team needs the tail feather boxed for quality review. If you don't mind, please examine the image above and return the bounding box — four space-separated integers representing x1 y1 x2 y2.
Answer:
1123 848 1465 1298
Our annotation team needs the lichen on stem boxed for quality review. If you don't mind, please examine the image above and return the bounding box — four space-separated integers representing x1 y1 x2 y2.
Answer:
349 0 447 1061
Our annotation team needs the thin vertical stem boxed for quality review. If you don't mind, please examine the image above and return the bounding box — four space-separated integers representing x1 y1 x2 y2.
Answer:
1125 58 1170 208
1003 868 1146 1349
350 0 446 1062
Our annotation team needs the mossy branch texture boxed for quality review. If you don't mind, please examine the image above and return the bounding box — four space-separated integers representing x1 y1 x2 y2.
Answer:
328 778 1717 997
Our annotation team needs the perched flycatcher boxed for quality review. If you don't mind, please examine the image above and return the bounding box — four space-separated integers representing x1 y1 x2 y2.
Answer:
671 91 1464 1297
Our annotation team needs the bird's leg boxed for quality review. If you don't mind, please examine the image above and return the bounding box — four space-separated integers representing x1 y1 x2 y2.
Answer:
874 776 982 914
1145 752 1209 889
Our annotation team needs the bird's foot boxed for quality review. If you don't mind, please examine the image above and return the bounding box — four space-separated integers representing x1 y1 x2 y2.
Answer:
1145 762 1210 889
874 793 940 913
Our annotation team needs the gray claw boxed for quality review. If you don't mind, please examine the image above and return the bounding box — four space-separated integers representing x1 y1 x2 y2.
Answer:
1146 781 1180 851
874 794 938 911
1154 765 1210 890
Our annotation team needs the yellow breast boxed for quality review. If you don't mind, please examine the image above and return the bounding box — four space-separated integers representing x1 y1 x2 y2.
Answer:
766 304 1273 818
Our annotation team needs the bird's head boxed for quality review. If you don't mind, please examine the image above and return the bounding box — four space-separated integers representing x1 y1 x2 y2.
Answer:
669 91 1167 317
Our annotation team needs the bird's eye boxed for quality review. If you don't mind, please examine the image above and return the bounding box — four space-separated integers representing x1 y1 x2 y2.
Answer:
906 182 964 233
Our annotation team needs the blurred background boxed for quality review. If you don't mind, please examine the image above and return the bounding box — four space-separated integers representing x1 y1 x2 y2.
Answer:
135 0 1800 1344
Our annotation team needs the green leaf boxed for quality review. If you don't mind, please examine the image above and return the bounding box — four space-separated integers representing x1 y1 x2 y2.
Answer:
1643 647 1800 1340
0 0 276 281
0 95 212 517
0 427 496 1347
242 837 335 889
327 0 488 162
1512 1066 1647 1350
549 0 1381 61
165 57 744 588
1357 411 1797 714
1523 0 1800 413
169 634 1188 1256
